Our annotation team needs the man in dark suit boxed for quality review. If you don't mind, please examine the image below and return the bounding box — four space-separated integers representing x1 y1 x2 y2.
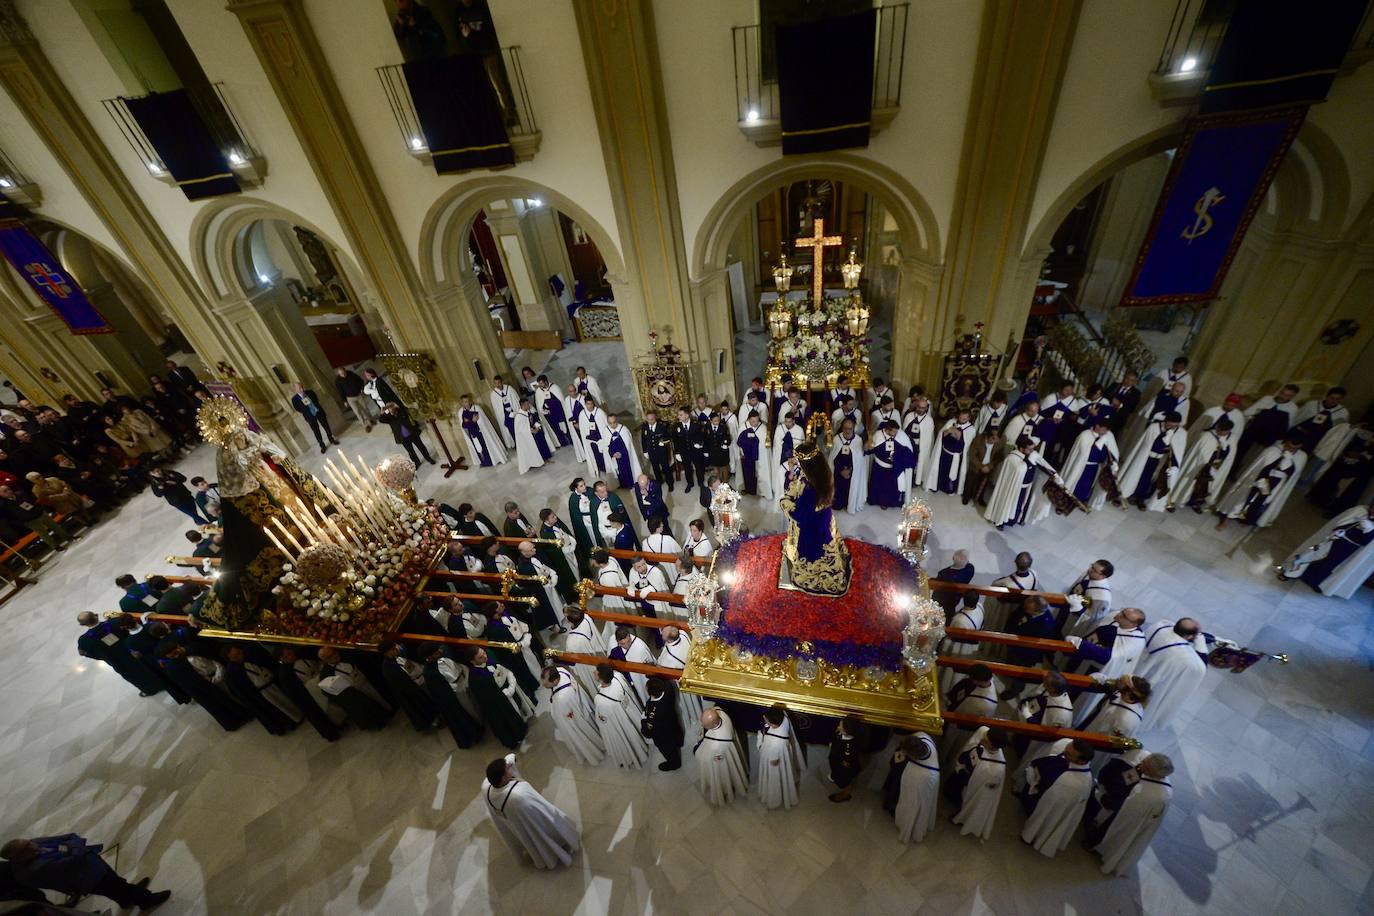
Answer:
0 833 170 910
1108 372 1141 434
290 382 338 453
672 408 705 493
639 410 674 491
378 402 436 465
165 359 202 394
703 414 732 483
640 676 684 771
699 473 720 512
632 474 668 523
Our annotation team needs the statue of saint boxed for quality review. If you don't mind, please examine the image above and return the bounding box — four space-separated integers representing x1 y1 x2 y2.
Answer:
779 439 851 596
195 398 333 629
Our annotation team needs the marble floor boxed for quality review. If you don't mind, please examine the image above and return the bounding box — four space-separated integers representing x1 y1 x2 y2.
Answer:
3 417 1372 916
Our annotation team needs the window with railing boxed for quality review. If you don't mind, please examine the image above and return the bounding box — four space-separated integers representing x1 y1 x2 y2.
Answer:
101 82 263 187
1154 0 1374 79
377 46 539 164
731 2 908 128
0 145 38 206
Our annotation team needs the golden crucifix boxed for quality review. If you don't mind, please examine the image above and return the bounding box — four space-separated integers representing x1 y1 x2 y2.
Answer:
794 218 844 305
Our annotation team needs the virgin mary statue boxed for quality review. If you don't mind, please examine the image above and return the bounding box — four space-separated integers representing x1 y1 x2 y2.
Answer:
779 439 852 596
195 398 333 629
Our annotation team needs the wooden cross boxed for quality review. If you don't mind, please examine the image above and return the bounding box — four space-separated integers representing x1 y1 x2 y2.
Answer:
793 218 843 305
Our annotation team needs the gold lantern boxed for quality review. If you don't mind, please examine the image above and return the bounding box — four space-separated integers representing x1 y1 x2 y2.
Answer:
840 248 864 290
772 254 794 293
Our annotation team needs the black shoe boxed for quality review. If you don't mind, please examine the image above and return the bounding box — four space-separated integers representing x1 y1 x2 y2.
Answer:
320 445 328 454
143 890 171 910
685 485 693 493
428 458 438 465
658 762 680 771
136 878 151 889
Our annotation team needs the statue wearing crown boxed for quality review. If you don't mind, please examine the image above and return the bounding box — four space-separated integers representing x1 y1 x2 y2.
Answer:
778 438 852 596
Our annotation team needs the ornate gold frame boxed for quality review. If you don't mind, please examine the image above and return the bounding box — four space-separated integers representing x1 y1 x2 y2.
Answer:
378 351 452 422
680 637 943 733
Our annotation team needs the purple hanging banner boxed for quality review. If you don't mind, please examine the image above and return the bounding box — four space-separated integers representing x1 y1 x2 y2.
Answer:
0 218 112 334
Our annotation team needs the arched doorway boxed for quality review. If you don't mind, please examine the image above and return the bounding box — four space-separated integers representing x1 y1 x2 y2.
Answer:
1021 122 1352 402
692 154 942 394
419 179 638 413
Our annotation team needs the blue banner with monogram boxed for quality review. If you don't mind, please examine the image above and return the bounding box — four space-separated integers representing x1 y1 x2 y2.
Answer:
0 218 112 334
1119 109 1304 307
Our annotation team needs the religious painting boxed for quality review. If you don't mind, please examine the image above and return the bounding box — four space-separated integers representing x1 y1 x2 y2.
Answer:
938 354 999 419
378 351 452 422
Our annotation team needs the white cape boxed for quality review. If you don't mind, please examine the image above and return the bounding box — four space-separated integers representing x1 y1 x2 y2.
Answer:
1164 430 1237 510
1216 445 1306 527
894 734 940 843
829 432 868 514
925 419 974 493
695 710 749 805
578 407 612 479
1057 429 1119 512
1282 508 1374 599
657 635 704 725
532 386 568 452
459 405 508 466
1116 422 1187 510
951 727 1006 840
756 716 802 810
512 410 547 474
771 424 806 497
984 450 1053 526
1095 751 1173 876
483 757 580 869
547 669 605 765
1133 621 1208 729
901 410 936 491
488 387 518 448
593 676 648 768
1021 741 1094 857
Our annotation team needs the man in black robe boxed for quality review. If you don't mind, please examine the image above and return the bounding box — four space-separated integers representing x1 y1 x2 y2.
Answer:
317 647 392 731
422 647 483 749
76 613 165 697
156 640 249 731
475 603 540 699
123 621 190 704
828 715 863 802
461 646 528 749
377 640 438 732
640 677 684 771
273 646 341 742
222 645 297 736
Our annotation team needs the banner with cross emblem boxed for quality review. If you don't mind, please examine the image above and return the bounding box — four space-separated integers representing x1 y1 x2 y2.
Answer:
0 218 112 334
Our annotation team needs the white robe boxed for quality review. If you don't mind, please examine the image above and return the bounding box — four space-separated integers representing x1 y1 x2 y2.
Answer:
976 402 1008 436
830 407 866 439
1242 394 1298 431
546 668 605 765
627 564 671 620
512 409 547 474
1084 695 1145 745
925 419 974 493
578 407 612 479
596 564 633 646
695 711 749 805
1071 625 1147 724
894 734 941 843
901 410 936 492
1165 429 1237 510
1282 509 1374 599
644 532 683 584
1133 620 1208 729
738 399 766 431
1116 422 1188 510
1064 573 1114 638
1021 740 1095 857
656 635 704 724
483 756 580 869
562 619 606 695
613 633 657 703
1094 750 1173 876
593 676 648 768
941 678 1002 762
1002 412 1047 454
603 424 643 482
532 386 568 452
771 423 806 497
684 533 714 560
870 407 902 436
1018 691 1075 774
937 602 984 695
563 395 587 461
986 569 1039 633
488 386 518 448
829 432 868 514
1056 429 1119 512
1311 423 1362 478
459 404 509 466
777 398 807 427
756 716 802 810
984 449 1058 526
725 412 742 477
950 728 1006 841
573 374 603 405
1216 445 1306 527
1188 405 1246 441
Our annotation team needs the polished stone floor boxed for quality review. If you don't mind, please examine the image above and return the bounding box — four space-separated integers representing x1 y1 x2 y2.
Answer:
2 414 1371 916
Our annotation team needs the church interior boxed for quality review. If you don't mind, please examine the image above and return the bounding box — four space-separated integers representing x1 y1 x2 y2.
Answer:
0 0 1372 913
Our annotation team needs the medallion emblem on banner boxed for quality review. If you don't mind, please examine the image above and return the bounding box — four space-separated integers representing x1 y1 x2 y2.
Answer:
1180 187 1224 244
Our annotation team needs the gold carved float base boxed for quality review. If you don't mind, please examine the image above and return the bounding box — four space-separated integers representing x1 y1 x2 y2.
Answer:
680 637 943 733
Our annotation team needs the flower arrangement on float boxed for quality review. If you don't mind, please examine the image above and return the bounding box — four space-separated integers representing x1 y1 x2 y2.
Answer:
266 452 449 643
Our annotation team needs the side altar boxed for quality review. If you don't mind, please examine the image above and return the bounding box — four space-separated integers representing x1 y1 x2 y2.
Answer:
679 442 945 732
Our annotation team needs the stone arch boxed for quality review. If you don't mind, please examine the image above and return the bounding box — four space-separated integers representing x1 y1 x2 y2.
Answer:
691 152 940 276
418 176 627 291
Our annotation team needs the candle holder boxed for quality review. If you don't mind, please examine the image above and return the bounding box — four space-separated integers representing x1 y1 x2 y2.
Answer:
902 595 946 675
840 248 863 290
682 570 722 639
710 483 742 544
897 496 933 567
772 254 793 294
